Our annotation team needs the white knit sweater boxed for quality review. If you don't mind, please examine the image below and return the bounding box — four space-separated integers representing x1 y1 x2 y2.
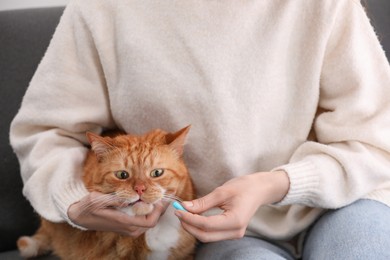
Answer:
10 0 390 242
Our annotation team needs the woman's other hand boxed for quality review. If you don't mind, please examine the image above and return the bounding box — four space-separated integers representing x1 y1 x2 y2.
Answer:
174 171 290 242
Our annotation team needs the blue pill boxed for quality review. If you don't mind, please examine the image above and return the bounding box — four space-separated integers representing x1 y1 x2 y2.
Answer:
172 201 187 211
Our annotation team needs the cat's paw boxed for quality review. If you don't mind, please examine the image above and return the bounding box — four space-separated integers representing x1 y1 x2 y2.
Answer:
17 236 39 258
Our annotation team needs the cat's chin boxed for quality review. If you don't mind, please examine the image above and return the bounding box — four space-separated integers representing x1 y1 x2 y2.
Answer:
132 202 154 215
119 202 154 216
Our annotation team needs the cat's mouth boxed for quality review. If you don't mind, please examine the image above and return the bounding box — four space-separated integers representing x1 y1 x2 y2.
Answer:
129 199 143 206
128 198 156 206
127 196 161 208
119 198 155 216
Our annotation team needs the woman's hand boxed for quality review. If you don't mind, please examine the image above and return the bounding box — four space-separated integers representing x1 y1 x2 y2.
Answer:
68 192 168 237
174 171 290 242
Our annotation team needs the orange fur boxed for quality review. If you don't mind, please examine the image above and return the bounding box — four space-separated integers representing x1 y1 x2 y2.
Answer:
17 126 196 260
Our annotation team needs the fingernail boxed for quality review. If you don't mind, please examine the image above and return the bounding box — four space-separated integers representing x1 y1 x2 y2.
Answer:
174 211 182 218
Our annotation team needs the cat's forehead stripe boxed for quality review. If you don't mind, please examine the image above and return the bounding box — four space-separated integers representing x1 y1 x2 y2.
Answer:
124 143 156 168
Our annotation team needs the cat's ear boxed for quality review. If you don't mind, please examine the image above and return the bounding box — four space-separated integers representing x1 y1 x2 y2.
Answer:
86 132 114 160
165 125 191 156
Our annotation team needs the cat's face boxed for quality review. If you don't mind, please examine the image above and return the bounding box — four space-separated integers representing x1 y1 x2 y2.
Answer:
83 126 191 215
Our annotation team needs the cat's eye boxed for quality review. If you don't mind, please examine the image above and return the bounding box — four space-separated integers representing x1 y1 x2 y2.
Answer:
150 168 164 178
114 171 129 180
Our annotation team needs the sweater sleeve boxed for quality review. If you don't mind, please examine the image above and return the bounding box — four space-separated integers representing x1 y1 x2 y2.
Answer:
10 0 115 226
275 1 390 208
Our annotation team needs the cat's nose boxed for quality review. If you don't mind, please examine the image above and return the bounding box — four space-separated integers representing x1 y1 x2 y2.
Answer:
134 184 146 195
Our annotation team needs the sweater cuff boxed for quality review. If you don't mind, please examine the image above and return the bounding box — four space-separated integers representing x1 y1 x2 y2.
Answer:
52 179 89 230
272 159 320 206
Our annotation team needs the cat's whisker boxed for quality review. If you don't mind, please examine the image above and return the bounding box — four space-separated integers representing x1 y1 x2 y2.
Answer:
77 198 113 215
162 193 183 203
75 192 133 217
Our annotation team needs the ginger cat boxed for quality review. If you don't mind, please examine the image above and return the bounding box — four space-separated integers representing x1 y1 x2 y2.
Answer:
17 126 196 260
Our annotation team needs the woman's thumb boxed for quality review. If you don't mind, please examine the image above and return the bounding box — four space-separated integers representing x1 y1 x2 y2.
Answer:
182 191 222 214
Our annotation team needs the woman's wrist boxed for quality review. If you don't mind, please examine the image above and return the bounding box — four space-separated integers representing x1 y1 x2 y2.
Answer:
252 171 290 205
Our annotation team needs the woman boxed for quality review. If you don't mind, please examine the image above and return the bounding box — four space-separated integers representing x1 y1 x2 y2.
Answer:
11 0 390 258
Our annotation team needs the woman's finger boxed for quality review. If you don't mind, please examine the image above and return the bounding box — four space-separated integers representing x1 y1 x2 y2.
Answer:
180 220 245 243
175 209 244 232
124 201 169 227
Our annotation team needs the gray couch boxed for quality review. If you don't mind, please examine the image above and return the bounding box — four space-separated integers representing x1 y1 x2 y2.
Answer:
0 7 64 260
0 2 389 259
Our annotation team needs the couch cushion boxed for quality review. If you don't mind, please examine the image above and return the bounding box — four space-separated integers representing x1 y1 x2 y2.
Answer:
363 0 390 61
0 7 64 252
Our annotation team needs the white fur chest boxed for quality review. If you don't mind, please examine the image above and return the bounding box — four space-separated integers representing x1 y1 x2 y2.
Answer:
145 206 181 260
